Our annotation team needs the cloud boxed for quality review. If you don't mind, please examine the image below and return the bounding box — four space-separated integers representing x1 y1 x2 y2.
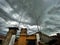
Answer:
6 20 19 27
48 5 60 14
0 0 13 13
0 0 60 36
0 17 6 22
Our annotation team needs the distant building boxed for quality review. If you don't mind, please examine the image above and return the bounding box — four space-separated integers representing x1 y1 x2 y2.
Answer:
50 33 60 45
0 35 5 45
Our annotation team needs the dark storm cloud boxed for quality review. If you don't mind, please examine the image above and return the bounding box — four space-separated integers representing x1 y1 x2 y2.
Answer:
40 0 60 36
0 0 60 36
48 5 60 14
6 0 43 24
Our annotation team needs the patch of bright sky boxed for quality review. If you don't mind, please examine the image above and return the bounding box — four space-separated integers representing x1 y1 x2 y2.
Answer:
2 28 9 32
0 17 5 22
49 30 60 36
12 11 31 23
12 13 20 19
0 0 13 13
2 7 13 13
6 21 19 27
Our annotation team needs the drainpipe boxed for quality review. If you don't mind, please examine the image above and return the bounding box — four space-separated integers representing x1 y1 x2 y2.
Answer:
2 27 18 45
36 33 40 45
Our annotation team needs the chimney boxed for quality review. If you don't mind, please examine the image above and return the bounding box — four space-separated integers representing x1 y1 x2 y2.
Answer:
2 27 18 45
18 28 27 45
20 28 27 35
57 33 60 36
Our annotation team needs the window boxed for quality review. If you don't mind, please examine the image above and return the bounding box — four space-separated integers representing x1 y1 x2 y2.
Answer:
27 40 36 45
0 40 2 45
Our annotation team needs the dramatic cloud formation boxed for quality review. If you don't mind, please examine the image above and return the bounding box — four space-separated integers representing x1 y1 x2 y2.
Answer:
0 0 60 36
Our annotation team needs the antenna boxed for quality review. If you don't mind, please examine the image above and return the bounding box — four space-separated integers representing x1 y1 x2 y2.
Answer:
19 11 25 29
19 13 23 29
36 16 42 41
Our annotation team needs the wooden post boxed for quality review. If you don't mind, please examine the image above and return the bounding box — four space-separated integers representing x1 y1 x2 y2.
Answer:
2 27 18 45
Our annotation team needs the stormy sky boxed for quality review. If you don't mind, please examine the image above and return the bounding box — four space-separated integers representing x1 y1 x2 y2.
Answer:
0 0 60 36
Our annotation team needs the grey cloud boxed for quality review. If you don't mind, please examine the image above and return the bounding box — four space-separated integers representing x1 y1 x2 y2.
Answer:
48 6 60 14
0 0 60 36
